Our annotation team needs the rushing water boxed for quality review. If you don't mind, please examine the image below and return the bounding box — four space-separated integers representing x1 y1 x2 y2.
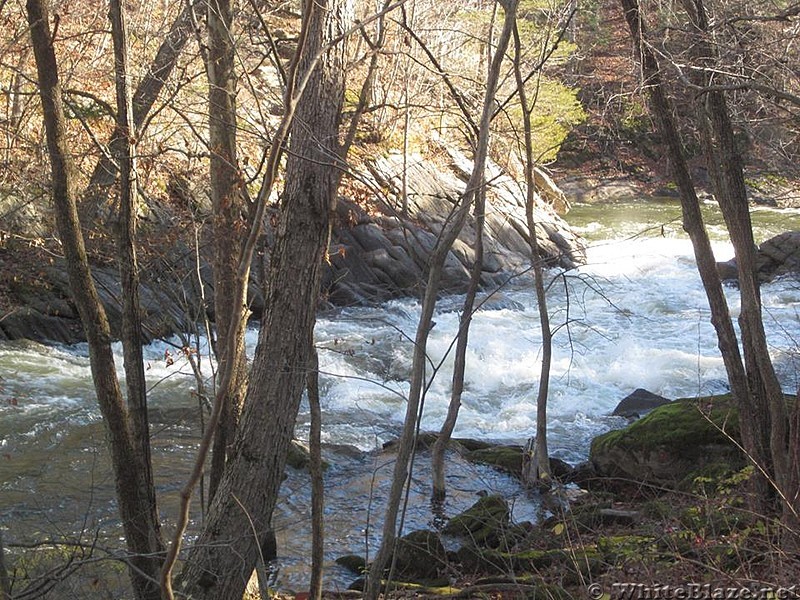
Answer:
2 198 800 594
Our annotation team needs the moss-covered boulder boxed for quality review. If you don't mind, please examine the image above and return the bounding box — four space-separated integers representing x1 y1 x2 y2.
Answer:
464 445 576 483
590 395 744 488
393 530 448 580
464 445 524 475
285 440 330 471
335 554 367 574
443 495 510 546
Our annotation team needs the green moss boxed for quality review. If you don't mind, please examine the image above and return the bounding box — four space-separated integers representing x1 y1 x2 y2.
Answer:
393 530 447 580
285 440 329 471
443 495 510 545
597 535 657 561
591 395 739 458
464 445 523 476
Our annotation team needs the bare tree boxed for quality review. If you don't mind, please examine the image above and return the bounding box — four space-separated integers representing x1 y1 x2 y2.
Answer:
512 19 551 489
205 0 250 503
430 183 487 502
618 0 800 531
365 2 519 597
84 0 209 216
167 0 354 597
26 1 163 598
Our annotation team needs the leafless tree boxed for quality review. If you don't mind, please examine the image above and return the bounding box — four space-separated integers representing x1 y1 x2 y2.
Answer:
365 2 519 597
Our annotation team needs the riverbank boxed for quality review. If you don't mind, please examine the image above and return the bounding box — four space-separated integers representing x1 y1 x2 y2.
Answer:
322 396 798 599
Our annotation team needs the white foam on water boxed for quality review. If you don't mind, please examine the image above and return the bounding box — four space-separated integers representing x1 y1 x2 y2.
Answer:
311 231 800 457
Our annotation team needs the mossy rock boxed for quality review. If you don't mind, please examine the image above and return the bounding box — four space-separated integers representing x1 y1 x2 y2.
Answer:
285 440 330 471
393 530 448 580
464 445 524 476
456 545 603 578
443 495 510 546
453 437 495 452
335 554 367 574
590 395 745 488
459 579 573 600
347 577 457 595
464 446 575 482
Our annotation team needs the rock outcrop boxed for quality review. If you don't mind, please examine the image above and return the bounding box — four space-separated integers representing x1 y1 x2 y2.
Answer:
323 150 585 305
0 150 585 344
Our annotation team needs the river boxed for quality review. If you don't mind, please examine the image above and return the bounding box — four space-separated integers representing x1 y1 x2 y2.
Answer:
2 199 800 595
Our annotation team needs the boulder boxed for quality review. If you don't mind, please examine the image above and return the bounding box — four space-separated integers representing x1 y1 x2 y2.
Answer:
756 231 800 280
335 554 366 574
591 395 745 489
392 530 447 581
463 444 577 483
612 388 672 418
443 494 510 546
717 231 800 283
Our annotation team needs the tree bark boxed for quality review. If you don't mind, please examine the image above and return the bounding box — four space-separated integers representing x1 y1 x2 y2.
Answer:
430 185 486 502
109 0 164 574
173 0 352 597
365 2 518 597
206 0 249 504
687 0 793 515
307 343 325 600
26 2 162 598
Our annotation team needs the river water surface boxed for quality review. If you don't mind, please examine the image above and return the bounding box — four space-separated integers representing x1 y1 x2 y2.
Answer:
2 199 800 595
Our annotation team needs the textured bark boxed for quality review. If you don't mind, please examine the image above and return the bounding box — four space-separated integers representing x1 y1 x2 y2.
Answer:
109 0 164 574
365 2 518 597
173 0 351 597
27 2 162 598
206 0 249 503
619 0 771 508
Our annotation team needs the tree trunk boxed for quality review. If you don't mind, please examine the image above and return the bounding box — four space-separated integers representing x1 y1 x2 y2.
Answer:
687 0 792 516
513 22 551 489
173 0 352 597
109 0 164 572
430 185 486 502
619 0 772 510
26 2 162 598
307 343 325 600
206 0 249 503
365 2 518 597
